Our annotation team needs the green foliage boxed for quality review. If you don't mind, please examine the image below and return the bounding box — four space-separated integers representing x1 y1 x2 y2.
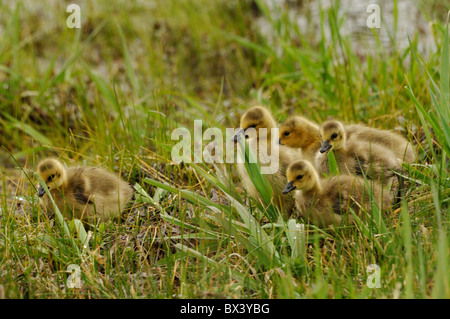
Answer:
0 1 448 299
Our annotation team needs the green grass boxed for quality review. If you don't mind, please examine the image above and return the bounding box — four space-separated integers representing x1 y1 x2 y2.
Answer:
0 0 448 298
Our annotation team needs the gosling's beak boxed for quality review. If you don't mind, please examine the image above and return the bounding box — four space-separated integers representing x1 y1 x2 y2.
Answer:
37 185 47 197
278 138 283 145
282 181 296 194
232 128 245 143
320 140 332 153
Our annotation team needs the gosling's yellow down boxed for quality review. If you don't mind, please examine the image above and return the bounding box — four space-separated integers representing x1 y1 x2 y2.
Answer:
283 160 393 228
232 106 301 217
316 120 402 185
278 116 322 164
279 117 416 164
345 123 416 164
37 158 133 221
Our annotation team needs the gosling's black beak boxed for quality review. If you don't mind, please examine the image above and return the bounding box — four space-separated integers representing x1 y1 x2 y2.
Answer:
37 185 47 197
278 138 283 145
232 128 245 143
282 181 296 194
320 140 332 153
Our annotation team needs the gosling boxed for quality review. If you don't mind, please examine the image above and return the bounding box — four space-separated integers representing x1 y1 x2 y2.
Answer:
278 116 322 164
279 117 416 165
36 158 134 222
316 120 402 185
345 123 416 164
283 160 393 228
232 106 301 217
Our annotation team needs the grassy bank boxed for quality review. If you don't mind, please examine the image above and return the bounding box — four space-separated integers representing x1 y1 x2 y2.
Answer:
0 0 448 298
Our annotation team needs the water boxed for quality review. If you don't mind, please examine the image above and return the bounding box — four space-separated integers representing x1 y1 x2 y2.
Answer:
256 0 436 58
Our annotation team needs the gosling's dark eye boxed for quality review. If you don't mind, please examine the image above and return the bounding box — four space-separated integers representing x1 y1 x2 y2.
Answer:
284 131 290 137
296 175 303 180
48 174 55 182
331 133 338 140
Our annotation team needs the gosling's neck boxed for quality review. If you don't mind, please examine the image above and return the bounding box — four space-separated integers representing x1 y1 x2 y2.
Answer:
302 177 322 197
306 127 322 151
308 122 321 139
59 167 69 189
335 134 347 152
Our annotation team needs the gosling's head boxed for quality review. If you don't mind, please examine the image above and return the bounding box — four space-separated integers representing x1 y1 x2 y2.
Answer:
279 116 319 148
232 106 277 142
36 158 66 197
283 160 319 194
319 121 346 153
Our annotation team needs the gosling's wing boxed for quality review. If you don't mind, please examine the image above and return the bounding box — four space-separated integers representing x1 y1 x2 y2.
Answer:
353 141 399 180
85 167 133 200
323 176 359 216
69 168 94 205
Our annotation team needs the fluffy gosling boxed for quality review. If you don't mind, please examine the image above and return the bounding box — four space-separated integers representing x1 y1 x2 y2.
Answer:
283 160 393 228
278 116 322 164
279 117 416 165
36 158 133 222
316 120 402 185
344 123 416 163
232 106 300 217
